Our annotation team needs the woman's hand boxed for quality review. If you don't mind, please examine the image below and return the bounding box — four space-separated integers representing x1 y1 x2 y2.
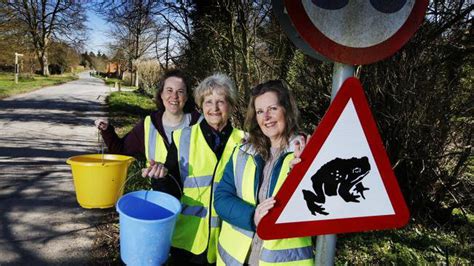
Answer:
290 135 309 169
95 118 109 131
254 197 276 227
141 160 168 179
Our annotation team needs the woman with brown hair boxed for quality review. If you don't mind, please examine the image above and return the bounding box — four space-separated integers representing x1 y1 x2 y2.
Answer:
95 69 201 163
214 80 314 265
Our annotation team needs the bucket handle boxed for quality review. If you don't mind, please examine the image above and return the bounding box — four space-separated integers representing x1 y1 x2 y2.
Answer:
166 174 184 198
116 165 142 199
117 161 184 199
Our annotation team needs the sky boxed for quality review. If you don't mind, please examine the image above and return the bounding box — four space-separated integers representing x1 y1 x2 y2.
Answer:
85 10 111 55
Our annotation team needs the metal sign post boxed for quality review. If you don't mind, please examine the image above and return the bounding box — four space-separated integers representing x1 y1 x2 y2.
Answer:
315 62 354 266
264 1 428 265
14 53 24 84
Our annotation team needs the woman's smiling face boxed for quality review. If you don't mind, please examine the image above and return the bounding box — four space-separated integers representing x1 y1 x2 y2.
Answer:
202 87 231 131
254 91 286 147
160 76 187 115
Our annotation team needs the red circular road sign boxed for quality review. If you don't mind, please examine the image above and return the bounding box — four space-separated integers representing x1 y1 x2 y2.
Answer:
284 0 428 65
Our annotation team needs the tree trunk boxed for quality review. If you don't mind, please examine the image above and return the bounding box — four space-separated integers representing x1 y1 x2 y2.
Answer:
39 52 50 76
43 55 49 76
134 70 139 87
129 60 134 86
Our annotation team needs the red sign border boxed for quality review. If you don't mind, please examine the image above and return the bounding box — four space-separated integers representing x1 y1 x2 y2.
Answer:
257 77 410 240
284 0 428 65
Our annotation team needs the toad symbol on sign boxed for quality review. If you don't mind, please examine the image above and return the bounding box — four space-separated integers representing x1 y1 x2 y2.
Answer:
302 157 371 215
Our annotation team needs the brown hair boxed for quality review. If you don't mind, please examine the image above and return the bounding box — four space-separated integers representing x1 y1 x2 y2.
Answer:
155 69 196 112
244 80 300 160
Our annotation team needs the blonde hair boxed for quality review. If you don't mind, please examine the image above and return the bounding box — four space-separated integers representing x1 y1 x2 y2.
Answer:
194 73 237 109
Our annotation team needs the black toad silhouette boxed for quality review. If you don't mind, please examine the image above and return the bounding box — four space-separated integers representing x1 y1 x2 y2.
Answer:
302 157 370 216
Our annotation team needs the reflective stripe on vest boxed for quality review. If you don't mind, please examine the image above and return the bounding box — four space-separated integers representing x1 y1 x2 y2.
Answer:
184 174 213 188
181 204 207 217
218 148 314 266
172 124 244 263
218 241 242 266
260 246 314 263
144 116 167 164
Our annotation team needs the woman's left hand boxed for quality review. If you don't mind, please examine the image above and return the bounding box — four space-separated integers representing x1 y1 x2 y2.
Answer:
254 197 276 227
141 160 168 179
290 135 309 169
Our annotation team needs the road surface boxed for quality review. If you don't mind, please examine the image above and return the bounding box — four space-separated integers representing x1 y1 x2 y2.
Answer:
0 72 113 264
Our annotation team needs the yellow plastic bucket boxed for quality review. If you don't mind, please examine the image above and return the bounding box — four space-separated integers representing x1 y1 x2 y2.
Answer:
67 154 134 209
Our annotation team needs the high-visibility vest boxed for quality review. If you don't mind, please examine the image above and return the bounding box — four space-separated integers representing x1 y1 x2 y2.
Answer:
217 146 314 266
144 116 168 164
172 124 244 263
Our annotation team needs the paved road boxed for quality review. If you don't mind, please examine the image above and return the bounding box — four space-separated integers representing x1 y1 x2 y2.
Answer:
0 72 113 264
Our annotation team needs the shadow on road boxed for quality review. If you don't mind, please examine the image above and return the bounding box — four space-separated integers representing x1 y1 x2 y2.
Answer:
0 97 107 126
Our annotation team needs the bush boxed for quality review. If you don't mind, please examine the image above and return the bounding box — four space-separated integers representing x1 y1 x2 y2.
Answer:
137 59 162 97
48 64 63 74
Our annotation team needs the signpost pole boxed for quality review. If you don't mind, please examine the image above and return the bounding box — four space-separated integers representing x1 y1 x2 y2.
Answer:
315 62 354 266
14 53 23 84
15 53 19 84
331 62 355 101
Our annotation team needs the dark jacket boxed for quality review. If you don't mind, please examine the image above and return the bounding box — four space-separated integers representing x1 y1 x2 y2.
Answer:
151 119 235 199
152 119 236 265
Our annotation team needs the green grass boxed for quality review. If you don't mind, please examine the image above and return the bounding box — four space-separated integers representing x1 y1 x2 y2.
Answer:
0 72 78 99
106 91 156 135
106 91 156 192
336 217 473 265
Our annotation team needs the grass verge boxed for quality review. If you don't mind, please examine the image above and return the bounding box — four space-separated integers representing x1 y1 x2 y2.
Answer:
0 72 78 99
336 219 472 265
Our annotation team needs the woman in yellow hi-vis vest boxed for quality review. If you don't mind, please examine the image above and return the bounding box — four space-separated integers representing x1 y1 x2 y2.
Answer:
142 73 245 265
95 69 201 163
214 80 314 265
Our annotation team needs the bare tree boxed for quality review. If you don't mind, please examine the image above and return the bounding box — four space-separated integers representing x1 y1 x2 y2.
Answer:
152 0 193 69
0 1 87 76
97 0 159 86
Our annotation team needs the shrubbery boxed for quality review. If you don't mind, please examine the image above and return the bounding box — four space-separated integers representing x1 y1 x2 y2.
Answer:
137 59 162 97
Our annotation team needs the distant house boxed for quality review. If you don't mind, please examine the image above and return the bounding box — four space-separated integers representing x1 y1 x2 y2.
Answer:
105 62 122 78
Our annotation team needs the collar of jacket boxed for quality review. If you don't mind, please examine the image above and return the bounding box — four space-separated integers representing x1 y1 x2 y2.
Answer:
199 119 234 158
151 109 202 147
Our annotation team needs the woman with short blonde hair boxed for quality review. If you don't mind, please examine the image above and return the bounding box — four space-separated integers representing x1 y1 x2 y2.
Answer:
193 73 237 109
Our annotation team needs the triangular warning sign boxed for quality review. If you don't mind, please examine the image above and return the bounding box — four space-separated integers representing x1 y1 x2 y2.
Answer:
258 77 409 240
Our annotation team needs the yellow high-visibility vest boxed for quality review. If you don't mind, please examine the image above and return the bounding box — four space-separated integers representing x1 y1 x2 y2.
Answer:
173 124 244 263
217 145 314 266
144 116 168 164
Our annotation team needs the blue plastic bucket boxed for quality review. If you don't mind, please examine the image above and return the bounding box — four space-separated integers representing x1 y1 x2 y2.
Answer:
116 190 181 265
